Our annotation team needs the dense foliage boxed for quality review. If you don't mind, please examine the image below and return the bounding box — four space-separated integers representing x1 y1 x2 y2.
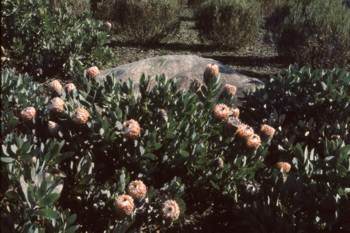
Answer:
257 0 287 17
271 0 350 68
1 0 114 79
97 0 181 44
241 66 350 154
1 67 349 232
195 0 261 49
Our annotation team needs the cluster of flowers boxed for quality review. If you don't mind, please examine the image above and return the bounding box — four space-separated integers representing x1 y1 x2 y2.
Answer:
19 64 292 226
19 66 181 222
205 64 291 173
115 180 181 221
20 78 90 133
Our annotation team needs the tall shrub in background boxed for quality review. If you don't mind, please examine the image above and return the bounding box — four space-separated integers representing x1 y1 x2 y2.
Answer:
257 0 288 17
1 0 114 79
272 0 350 68
195 0 261 49
99 0 181 44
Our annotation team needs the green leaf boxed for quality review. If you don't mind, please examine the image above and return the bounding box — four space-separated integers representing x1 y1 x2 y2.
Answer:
20 176 31 207
67 214 77 225
38 208 59 219
179 149 189 158
0 157 15 163
143 153 157 161
66 225 79 233
39 193 60 206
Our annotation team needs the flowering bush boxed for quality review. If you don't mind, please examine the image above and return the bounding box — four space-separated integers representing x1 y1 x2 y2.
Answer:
1 0 114 79
241 66 350 153
1 67 349 232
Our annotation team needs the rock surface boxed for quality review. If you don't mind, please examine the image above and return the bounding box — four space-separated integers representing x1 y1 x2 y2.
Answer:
97 55 264 95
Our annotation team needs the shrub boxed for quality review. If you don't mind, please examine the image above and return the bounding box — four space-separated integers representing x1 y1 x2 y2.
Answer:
257 0 288 17
1 67 349 232
272 0 350 68
237 140 350 233
102 0 181 44
1 0 114 79
195 0 261 49
188 0 206 7
0 67 268 231
241 66 350 155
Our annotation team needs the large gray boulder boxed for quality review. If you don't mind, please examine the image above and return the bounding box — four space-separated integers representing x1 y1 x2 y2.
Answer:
97 55 264 95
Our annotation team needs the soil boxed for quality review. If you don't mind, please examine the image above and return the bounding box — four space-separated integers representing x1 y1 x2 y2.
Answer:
108 7 290 81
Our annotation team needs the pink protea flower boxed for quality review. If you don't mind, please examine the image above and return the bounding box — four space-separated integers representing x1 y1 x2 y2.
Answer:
162 200 180 221
223 84 237 96
246 134 261 151
48 121 59 135
213 104 230 121
20 107 36 121
203 63 220 84
86 66 100 78
274 162 291 173
235 123 254 139
48 79 63 95
48 97 65 113
127 180 147 200
260 124 276 140
123 119 141 139
64 83 76 94
115 194 135 216
230 107 240 118
72 107 90 125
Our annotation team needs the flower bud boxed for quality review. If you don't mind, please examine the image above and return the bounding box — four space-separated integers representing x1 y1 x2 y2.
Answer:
223 84 237 97
162 200 180 221
104 21 112 31
213 104 230 121
64 83 76 95
260 124 276 140
230 107 240 118
246 134 261 151
203 63 220 85
123 119 141 139
20 107 36 121
48 121 59 135
115 194 134 216
235 123 254 139
48 80 63 95
215 157 224 169
86 66 100 78
72 107 90 125
127 180 147 200
48 97 65 113
274 162 291 173
158 108 168 122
